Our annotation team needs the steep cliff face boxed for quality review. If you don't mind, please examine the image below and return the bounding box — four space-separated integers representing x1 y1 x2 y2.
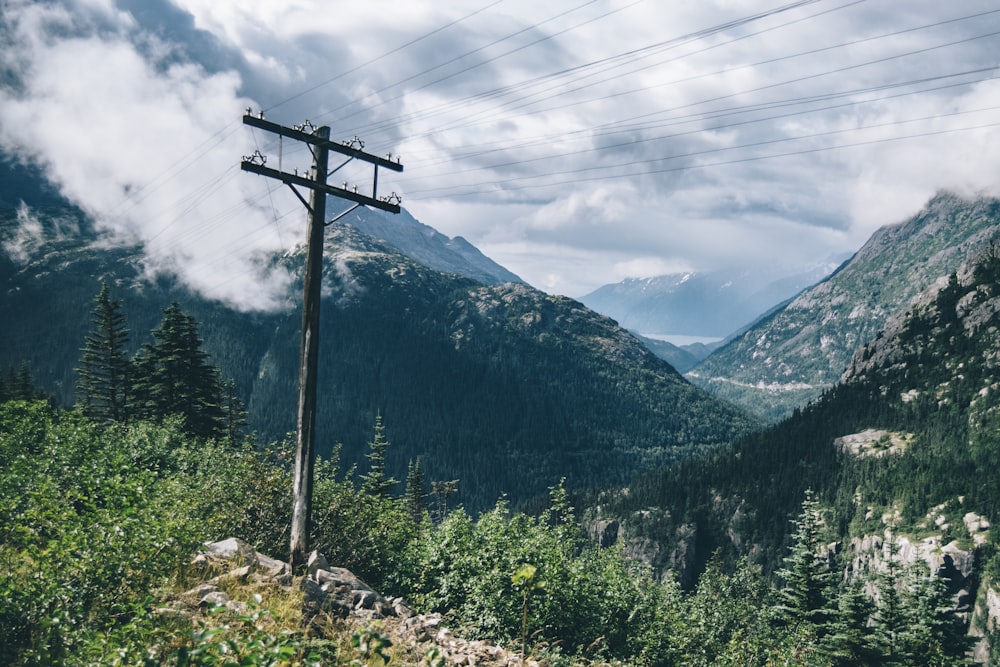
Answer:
689 192 1000 421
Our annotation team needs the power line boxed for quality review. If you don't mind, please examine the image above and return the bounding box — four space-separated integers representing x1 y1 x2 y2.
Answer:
397 66 999 178
403 111 1000 199
389 7 1000 153
344 0 836 138
312 0 606 127
262 0 508 113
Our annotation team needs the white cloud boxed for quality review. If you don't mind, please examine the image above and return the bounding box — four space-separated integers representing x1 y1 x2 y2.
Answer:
0 0 298 310
2 0 1000 305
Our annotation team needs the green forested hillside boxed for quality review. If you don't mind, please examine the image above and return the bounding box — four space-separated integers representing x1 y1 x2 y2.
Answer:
0 399 976 666
600 244 1000 583
0 203 757 511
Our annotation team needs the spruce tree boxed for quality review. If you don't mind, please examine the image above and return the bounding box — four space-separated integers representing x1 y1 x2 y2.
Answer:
361 413 398 496
131 302 225 438
777 490 836 633
873 527 905 663
219 377 248 443
899 565 973 666
1 363 42 402
76 281 130 422
822 580 881 667
405 457 426 521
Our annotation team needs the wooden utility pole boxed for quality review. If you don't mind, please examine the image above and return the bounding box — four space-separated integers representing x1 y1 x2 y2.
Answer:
240 110 403 569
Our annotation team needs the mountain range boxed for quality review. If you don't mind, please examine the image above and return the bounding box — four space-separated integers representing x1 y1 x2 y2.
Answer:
579 263 842 340
0 161 757 512
593 237 1000 633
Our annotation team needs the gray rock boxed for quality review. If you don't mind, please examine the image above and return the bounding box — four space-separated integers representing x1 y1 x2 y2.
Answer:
306 550 330 579
200 590 231 607
204 538 258 569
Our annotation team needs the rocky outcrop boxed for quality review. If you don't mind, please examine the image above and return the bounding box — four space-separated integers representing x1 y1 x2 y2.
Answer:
833 429 912 458
178 538 548 667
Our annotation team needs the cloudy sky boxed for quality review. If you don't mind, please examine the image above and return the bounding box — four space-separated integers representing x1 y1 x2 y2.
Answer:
2 0 999 308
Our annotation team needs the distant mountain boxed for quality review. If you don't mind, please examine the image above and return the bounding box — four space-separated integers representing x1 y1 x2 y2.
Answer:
688 192 1000 421
344 207 523 286
631 333 721 373
0 195 757 512
579 263 839 339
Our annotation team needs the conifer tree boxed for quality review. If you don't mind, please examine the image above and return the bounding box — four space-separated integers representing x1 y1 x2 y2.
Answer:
822 579 881 667
1 363 43 402
777 490 836 633
361 412 398 496
219 377 248 443
431 479 459 523
405 457 426 521
873 527 905 663
899 565 973 666
131 302 225 438
76 281 130 422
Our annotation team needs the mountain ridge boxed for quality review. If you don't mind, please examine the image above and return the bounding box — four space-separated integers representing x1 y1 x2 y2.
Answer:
579 262 840 339
0 198 758 511
687 191 1000 421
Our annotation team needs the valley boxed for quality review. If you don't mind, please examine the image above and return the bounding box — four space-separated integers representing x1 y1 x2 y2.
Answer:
4 174 1000 664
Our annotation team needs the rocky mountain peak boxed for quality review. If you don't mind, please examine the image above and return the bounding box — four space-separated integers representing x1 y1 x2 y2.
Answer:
688 191 1000 421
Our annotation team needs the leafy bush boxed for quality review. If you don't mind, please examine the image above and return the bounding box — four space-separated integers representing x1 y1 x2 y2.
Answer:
0 402 204 663
404 484 674 662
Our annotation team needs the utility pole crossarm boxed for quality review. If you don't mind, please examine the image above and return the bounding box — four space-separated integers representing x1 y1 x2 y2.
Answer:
242 114 403 172
240 160 401 214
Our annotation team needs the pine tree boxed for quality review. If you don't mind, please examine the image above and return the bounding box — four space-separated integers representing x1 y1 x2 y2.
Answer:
431 479 459 523
405 457 426 521
131 302 225 438
898 565 974 666
219 377 248 443
1 363 43 402
76 281 130 422
873 527 905 663
822 580 881 667
360 412 398 496
777 490 836 633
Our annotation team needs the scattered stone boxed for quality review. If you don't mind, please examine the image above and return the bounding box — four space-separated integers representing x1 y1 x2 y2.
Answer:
185 539 553 667
306 550 330 578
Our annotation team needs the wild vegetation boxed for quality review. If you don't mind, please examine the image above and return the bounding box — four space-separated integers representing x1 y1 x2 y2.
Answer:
0 396 978 666
0 279 985 663
572 248 1000 667
6 188 1000 663
0 283 979 664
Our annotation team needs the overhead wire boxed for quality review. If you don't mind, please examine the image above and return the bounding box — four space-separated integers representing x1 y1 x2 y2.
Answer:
386 6 1000 161
262 0 509 114
404 117 1000 199
353 0 847 139
397 67 999 171
310 0 606 127
396 67 1000 180
262 0 853 173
